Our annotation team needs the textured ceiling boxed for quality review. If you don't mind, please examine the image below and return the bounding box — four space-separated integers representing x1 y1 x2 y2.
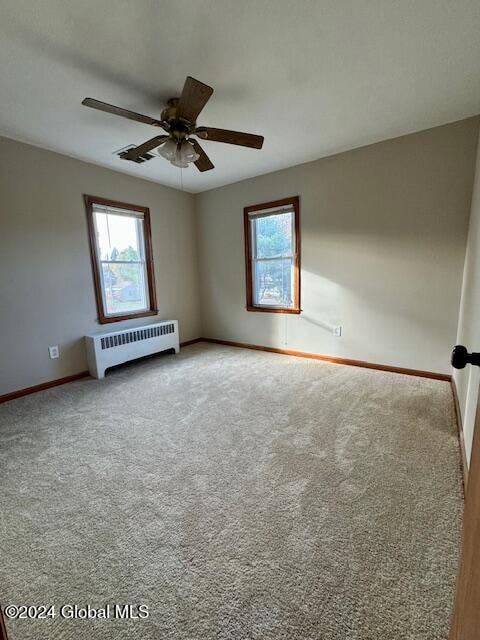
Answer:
1 0 480 193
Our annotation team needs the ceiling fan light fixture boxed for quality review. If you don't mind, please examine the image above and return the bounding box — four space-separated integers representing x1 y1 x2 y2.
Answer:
158 138 177 162
160 138 199 168
179 140 200 164
170 157 190 169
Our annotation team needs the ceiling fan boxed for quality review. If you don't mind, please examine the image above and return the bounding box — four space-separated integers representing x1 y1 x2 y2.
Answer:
82 76 264 172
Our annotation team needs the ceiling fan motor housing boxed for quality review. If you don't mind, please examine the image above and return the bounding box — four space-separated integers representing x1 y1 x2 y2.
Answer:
161 98 194 141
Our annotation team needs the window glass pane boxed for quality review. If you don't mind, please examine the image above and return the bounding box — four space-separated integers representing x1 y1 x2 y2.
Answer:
254 258 293 307
253 211 293 258
94 211 143 261
101 262 148 315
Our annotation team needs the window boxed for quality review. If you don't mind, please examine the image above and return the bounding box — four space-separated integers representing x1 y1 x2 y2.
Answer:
244 196 300 313
84 195 157 323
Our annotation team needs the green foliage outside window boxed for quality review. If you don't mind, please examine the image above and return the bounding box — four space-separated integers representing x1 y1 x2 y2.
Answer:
254 213 293 306
103 246 140 286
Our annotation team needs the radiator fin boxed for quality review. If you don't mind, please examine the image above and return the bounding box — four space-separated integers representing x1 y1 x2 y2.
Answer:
100 323 175 350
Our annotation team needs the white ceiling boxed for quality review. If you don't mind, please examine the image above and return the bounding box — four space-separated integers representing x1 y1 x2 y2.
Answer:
1 0 480 193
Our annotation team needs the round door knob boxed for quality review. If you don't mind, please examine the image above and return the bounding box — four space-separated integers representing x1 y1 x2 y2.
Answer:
451 345 468 369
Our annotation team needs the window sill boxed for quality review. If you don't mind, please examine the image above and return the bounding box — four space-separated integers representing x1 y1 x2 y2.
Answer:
246 305 301 315
98 309 158 324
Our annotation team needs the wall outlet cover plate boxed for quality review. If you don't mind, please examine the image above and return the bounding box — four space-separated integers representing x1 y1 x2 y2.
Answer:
48 346 59 359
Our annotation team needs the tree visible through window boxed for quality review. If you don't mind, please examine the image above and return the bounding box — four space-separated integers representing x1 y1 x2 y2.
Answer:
244 196 300 313
85 196 157 323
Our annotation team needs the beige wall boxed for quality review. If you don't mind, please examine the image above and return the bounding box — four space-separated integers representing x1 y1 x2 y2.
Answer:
454 137 480 466
0 136 200 396
2 118 479 398
196 118 479 375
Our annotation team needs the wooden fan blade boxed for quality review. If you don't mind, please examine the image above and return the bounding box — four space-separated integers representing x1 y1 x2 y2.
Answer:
177 77 213 123
195 127 263 149
191 139 214 172
123 135 169 161
82 98 163 127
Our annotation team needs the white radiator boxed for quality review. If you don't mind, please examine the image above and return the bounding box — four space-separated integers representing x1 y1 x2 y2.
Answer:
85 320 179 379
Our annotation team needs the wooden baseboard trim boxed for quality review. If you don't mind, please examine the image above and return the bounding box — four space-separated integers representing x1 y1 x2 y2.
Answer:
0 338 451 402
0 341 201 404
0 371 90 405
451 377 469 494
180 338 203 347
200 337 451 381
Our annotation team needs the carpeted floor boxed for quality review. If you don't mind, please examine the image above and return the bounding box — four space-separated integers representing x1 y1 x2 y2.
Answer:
0 343 462 639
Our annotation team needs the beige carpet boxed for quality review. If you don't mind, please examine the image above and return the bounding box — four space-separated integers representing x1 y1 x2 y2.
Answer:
0 343 462 639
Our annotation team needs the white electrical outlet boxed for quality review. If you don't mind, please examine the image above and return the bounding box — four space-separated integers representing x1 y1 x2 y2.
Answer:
333 325 342 337
48 345 59 359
